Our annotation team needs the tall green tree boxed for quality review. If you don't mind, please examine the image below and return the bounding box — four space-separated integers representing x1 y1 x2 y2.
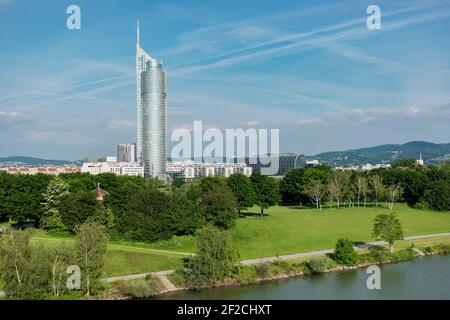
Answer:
424 180 450 211
372 213 404 253
201 185 238 229
0 229 52 299
227 173 255 214
74 221 108 296
41 176 70 233
279 168 305 205
250 173 280 216
304 179 324 209
370 175 385 207
59 192 100 232
184 226 239 289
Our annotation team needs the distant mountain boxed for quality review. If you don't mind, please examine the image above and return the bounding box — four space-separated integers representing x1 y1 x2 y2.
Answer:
0 156 80 167
309 141 450 166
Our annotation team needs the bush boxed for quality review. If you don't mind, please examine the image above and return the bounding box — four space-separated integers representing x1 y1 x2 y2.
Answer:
308 256 333 274
184 226 240 289
255 264 270 278
117 278 162 299
333 238 358 266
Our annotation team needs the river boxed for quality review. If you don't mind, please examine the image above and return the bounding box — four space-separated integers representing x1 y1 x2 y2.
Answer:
158 255 450 300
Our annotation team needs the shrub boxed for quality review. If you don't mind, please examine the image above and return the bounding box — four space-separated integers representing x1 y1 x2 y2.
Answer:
255 263 270 278
117 278 162 299
333 238 358 266
184 226 240 289
308 256 332 273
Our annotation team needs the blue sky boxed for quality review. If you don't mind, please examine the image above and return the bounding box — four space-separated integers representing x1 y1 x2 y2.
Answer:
1 0 450 160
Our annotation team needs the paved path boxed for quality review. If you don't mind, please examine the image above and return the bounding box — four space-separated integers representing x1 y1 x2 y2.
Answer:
0 291 5 298
412 248 426 256
102 269 175 283
101 232 450 282
241 232 450 265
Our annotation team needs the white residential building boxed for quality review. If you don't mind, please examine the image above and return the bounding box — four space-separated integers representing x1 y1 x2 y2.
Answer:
166 161 252 179
81 161 144 177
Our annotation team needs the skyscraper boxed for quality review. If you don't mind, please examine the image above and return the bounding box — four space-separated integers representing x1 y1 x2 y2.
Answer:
117 143 136 163
136 21 167 179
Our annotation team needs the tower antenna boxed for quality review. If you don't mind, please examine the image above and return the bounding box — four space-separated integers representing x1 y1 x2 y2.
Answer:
137 19 140 46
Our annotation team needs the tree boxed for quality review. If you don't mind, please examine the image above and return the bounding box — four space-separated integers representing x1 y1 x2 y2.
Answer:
333 238 358 266
356 175 369 207
331 171 350 208
49 242 74 297
118 189 201 241
370 175 385 207
424 180 450 211
250 173 280 216
227 173 255 214
279 168 305 205
0 229 51 299
59 192 100 232
372 213 404 253
74 221 108 296
87 207 116 232
392 158 417 169
326 180 337 209
304 179 324 210
386 183 403 210
184 226 239 289
201 185 238 229
41 176 70 233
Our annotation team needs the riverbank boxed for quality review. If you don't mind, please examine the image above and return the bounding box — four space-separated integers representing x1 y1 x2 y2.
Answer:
109 235 450 300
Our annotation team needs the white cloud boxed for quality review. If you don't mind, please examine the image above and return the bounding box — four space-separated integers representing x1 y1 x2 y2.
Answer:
295 104 450 127
245 120 259 126
0 111 22 117
107 120 135 130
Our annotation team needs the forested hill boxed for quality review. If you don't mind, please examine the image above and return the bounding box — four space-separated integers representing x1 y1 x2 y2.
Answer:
309 141 450 166
0 156 80 167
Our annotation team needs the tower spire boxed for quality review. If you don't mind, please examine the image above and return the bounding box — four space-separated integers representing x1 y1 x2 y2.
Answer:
137 19 140 46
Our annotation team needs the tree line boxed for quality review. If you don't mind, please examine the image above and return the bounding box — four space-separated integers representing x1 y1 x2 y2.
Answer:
0 160 449 245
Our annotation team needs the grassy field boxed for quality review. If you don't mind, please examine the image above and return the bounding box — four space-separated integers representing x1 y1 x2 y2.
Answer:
28 231 189 277
21 203 450 276
232 203 450 259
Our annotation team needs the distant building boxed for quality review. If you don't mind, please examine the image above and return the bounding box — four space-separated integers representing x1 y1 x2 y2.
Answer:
416 153 424 166
81 161 144 177
305 159 319 168
166 161 252 180
334 163 392 171
117 144 136 163
0 166 80 175
91 183 110 202
235 153 305 176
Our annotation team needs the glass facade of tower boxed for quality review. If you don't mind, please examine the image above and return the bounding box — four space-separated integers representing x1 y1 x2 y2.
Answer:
136 41 167 179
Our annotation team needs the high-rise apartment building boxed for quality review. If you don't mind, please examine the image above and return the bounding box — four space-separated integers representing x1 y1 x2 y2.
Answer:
117 143 136 163
136 21 167 179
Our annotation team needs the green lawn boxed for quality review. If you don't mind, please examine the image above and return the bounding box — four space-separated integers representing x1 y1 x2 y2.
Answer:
232 203 450 259
22 203 450 276
103 250 183 277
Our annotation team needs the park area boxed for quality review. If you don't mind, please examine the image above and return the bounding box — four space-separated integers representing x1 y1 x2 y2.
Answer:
28 203 450 277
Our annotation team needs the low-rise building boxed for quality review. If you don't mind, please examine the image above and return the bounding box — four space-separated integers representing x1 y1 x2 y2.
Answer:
0 166 80 175
166 161 252 179
81 161 144 177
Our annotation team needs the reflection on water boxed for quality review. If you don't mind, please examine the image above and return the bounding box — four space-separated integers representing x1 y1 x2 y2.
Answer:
158 255 450 300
